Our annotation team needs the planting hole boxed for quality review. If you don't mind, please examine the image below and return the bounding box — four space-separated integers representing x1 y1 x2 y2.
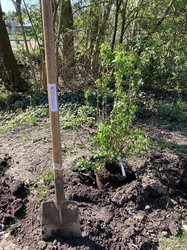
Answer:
78 161 136 189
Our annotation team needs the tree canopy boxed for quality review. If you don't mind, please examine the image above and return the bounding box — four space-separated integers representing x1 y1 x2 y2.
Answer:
0 0 186 96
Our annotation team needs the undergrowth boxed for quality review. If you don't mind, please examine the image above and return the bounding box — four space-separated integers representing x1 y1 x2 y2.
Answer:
0 91 85 112
155 101 187 123
0 107 48 132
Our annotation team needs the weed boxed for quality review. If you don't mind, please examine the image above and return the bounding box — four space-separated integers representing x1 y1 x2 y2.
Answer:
77 157 99 173
0 92 8 103
35 183 48 199
40 169 53 185
32 169 53 199
33 135 50 143
21 134 30 141
159 141 174 150
25 114 37 125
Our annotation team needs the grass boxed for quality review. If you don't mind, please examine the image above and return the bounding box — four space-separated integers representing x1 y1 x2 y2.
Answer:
0 111 37 132
0 107 48 133
159 229 187 250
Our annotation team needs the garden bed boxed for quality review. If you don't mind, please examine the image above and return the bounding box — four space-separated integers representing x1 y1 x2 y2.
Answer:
1 151 187 249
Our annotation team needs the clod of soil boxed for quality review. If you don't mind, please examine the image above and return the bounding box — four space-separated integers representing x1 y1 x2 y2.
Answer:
0 154 12 173
0 155 28 227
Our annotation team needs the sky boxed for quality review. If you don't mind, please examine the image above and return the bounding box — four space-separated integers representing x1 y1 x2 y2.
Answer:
1 0 38 13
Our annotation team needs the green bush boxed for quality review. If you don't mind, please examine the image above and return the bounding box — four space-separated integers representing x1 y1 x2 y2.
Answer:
94 96 147 163
78 44 148 170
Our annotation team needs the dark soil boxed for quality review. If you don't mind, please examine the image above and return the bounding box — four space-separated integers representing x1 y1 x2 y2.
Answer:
0 155 28 227
1 151 187 249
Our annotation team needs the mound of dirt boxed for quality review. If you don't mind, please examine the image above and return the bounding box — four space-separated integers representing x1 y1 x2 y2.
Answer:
4 151 186 250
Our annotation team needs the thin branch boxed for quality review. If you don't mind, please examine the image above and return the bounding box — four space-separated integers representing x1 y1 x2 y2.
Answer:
137 0 174 55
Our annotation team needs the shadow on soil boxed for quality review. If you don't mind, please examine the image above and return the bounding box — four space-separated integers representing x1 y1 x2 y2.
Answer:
158 140 187 156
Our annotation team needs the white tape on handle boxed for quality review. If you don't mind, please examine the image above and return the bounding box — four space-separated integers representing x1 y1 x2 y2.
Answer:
53 162 64 170
48 83 58 112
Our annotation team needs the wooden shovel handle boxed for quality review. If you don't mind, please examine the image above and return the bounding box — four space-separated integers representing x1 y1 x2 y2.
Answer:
41 1 63 181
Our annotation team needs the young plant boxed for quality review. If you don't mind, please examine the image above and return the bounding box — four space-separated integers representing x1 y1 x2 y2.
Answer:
77 44 147 172
93 44 147 164
94 96 147 163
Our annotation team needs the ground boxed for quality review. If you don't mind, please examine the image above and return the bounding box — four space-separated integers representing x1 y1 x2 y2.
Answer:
0 102 187 250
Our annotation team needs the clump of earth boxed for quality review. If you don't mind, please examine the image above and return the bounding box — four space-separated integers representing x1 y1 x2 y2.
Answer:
0 155 28 227
0 151 187 250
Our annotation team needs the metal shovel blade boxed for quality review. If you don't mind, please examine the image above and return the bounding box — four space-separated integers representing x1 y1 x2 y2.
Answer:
42 200 81 240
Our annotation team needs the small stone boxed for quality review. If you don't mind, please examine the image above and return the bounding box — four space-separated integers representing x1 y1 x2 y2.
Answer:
57 242 61 248
25 179 31 185
53 239 57 245
145 205 151 210
38 240 47 250
182 224 187 232
161 231 169 237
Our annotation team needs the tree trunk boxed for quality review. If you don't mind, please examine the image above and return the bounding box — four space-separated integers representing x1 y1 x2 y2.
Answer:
92 0 113 78
14 0 38 90
111 0 122 50
0 4 30 92
61 0 75 86
119 0 128 44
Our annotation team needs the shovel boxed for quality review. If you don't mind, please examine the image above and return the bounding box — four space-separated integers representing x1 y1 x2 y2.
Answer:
41 0 81 239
